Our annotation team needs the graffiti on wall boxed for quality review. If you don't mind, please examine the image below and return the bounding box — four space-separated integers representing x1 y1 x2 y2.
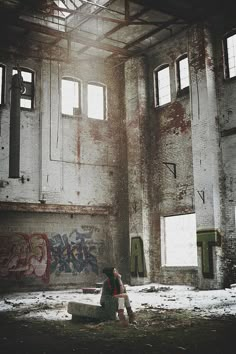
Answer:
130 237 145 277
50 227 104 276
197 230 221 278
0 233 50 282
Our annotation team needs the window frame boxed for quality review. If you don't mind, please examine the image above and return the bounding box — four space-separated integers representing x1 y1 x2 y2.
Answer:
153 64 171 108
61 76 82 117
0 64 5 106
12 67 35 110
87 82 107 120
176 54 190 94
223 30 236 80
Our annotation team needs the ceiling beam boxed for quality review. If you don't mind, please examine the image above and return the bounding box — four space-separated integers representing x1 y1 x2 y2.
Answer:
76 7 149 56
107 17 181 60
16 18 131 56
129 0 196 22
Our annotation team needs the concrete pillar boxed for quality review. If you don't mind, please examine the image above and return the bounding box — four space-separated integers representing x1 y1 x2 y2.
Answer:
9 73 22 178
189 24 223 289
125 57 151 285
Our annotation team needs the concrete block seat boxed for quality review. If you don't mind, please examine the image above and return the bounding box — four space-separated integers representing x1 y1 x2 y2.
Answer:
67 300 117 322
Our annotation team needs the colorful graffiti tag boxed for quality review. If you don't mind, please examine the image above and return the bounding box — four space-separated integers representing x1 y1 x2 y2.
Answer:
50 228 103 275
0 233 50 282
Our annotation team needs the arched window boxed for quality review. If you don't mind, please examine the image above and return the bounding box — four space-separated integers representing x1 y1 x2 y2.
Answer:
61 77 81 116
0 64 5 105
176 54 189 91
223 31 236 79
153 65 171 107
87 82 106 120
12 67 34 110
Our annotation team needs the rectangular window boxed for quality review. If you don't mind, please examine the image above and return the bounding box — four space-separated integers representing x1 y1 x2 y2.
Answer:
87 83 106 120
154 66 171 107
225 33 236 78
61 78 81 116
12 68 34 110
177 56 189 90
0 65 5 105
161 213 197 267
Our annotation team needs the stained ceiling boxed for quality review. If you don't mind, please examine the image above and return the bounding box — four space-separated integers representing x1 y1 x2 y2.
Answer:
0 0 234 62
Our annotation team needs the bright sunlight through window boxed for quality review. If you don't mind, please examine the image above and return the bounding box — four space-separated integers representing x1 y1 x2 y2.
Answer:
87 83 105 120
161 213 197 267
61 78 80 116
226 34 236 78
155 66 171 106
0 66 4 105
12 68 34 109
178 56 189 90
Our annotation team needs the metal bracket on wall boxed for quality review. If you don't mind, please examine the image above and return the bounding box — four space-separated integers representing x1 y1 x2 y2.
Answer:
163 162 176 178
197 190 205 204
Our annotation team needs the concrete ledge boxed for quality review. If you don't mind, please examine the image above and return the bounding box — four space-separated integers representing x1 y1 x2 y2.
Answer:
0 201 111 215
67 302 117 321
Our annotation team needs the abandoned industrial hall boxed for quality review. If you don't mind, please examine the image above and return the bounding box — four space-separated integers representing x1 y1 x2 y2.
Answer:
0 0 236 293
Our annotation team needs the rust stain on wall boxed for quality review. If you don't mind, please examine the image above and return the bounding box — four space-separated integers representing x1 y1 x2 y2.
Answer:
160 101 191 135
89 122 103 141
189 27 206 72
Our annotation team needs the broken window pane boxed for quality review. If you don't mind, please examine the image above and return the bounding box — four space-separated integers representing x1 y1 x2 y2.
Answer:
87 83 105 120
61 78 80 116
12 68 34 110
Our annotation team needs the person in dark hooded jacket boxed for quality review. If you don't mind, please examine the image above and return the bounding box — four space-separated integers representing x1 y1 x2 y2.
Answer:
100 267 135 325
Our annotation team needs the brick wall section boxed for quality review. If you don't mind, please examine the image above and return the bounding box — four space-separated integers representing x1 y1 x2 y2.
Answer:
214 19 236 286
188 24 223 289
125 57 152 284
147 29 195 285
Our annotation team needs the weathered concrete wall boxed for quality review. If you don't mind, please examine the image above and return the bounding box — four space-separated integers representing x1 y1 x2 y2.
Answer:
125 57 152 285
147 30 196 285
0 54 129 290
1 18 236 291
213 19 236 286
188 24 223 289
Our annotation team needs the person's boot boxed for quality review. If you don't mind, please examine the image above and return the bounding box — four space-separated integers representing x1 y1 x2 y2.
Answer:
118 309 128 326
127 307 136 324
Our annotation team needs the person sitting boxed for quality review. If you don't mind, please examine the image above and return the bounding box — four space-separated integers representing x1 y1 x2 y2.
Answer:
100 267 135 325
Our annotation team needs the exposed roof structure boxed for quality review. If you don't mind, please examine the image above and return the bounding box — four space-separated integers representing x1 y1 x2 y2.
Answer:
0 0 234 62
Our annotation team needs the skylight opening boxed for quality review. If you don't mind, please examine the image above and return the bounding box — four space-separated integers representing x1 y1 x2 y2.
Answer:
54 0 71 18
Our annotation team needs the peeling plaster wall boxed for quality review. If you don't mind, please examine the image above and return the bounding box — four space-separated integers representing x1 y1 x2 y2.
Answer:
0 54 129 290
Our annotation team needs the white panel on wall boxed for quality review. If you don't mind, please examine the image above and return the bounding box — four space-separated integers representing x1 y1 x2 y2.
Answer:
161 213 197 266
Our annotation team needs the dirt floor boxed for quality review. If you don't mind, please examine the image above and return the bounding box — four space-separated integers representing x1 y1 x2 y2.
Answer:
0 307 236 354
